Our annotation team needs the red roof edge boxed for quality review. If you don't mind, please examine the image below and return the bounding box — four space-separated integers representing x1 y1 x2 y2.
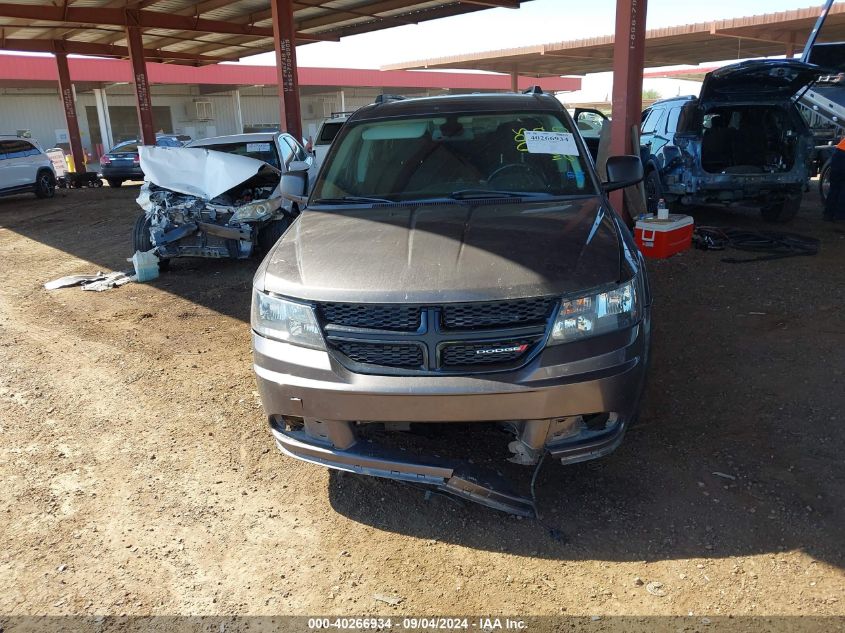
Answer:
0 54 581 91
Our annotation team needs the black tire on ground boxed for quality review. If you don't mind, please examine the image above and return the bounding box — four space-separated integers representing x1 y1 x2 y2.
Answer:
131 212 170 271
643 169 663 214
761 193 802 223
34 170 56 199
257 217 292 254
107 178 124 188
819 159 831 203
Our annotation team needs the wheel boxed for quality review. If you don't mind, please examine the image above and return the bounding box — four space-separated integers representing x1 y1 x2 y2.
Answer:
257 217 292 254
107 178 124 188
819 159 831 203
131 212 169 271
94 179 104 188
34 170 56 199
486 163 547 189
643 169 663 214
761 192 801 223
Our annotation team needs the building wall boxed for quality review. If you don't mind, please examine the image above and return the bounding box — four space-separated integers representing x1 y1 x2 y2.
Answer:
1 84 479 156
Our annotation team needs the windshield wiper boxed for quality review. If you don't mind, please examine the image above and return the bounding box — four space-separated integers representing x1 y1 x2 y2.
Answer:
312 196 395 204
448 189 542 200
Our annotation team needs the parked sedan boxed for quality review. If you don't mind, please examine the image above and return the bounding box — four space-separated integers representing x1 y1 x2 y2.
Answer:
100 134 190 188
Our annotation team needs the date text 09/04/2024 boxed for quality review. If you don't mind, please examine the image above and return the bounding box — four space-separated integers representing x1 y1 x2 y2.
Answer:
307 617 528 630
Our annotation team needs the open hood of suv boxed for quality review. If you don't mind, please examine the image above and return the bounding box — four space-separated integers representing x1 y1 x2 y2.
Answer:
699 60 822 104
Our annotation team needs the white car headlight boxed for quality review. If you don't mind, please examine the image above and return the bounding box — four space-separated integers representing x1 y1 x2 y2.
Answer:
549 279 639 344
230 197 282 223
251 290 325 349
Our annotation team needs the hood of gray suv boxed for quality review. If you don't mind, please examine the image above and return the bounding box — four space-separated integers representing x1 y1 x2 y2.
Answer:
258 198 622 304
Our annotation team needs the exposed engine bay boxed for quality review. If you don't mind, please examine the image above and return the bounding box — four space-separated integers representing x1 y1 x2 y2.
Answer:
135 147 295 260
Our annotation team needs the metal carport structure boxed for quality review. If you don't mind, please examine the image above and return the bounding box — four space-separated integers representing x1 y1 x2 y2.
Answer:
0 0 536 174
384 3 845 217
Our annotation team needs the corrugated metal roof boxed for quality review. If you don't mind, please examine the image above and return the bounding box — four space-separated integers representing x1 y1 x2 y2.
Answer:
0 0 533 64
384 3 845 76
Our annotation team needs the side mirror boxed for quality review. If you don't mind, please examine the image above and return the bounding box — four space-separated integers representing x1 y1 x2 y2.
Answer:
287 159 311 174
603 155 644 192
279 172 308 207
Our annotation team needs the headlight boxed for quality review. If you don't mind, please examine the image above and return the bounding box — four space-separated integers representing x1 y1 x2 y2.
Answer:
230 197 282 223
251 290 325 349
549 279 639 344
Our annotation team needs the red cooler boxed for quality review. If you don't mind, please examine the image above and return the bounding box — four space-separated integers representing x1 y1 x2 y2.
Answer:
634 214 694 259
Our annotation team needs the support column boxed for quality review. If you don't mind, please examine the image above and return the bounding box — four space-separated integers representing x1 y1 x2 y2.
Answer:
510 65 520 93
609 0 648 224
232 89 244 134
270 0 303 140
55 52 86 174
93 88 114 153
125 25 156 146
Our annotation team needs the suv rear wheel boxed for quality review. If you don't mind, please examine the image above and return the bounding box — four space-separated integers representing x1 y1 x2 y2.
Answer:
643 170 663 213
761 192 801 223
819 158 831 203
107 178 124 188
34 170 56 199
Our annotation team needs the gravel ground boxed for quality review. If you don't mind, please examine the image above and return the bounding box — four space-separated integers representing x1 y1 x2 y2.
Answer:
0 184 843 622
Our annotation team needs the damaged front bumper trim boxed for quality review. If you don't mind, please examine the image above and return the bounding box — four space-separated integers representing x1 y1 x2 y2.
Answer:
271 427 537 517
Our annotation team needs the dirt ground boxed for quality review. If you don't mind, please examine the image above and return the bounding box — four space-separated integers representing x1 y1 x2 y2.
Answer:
1 183 843 621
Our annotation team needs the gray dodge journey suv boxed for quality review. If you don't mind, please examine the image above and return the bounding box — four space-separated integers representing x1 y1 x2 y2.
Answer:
252 92 651 515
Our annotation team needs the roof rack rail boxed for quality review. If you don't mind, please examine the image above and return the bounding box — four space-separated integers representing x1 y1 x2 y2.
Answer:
522 86 544 95
329 110 357 118
374 94 407 104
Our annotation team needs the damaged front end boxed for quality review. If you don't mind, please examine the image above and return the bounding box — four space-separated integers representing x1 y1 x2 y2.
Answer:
135 147 292 260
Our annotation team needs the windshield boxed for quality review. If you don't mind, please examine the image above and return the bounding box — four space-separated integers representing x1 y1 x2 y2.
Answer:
311 111 596 203
189 140 280 169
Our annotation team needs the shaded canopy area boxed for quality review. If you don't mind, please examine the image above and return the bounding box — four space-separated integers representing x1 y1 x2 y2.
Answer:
384 3 845 76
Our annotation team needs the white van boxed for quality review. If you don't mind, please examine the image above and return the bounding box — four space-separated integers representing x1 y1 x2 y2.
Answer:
313 112 353 172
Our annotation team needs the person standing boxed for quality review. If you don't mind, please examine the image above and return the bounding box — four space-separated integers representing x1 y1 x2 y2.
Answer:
824 137 845 222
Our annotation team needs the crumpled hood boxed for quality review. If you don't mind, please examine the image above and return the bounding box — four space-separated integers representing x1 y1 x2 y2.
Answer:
139 146 280 200
258 198 622 303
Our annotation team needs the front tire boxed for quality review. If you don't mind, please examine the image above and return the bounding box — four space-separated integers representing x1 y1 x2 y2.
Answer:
107 178 124 188
34 170 56 199
761 192 801 223
257 217 292 254
132 212 169 271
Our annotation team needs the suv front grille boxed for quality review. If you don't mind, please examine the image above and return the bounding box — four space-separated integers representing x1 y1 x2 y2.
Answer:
318 303 421 331
440 337 541 367
331 340 423 369
319 298 557 374
441 298 557 330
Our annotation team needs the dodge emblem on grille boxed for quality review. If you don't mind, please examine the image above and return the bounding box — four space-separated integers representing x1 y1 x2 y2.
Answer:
475 344 529 355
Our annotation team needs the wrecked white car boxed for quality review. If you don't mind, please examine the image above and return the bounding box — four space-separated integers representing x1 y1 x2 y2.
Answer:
133 133 313 267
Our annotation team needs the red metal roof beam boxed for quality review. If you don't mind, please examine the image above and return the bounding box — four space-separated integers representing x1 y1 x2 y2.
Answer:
0 3 338 41
0 38 236 63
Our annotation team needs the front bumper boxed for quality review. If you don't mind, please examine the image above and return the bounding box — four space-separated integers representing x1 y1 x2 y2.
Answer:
254 311 650 514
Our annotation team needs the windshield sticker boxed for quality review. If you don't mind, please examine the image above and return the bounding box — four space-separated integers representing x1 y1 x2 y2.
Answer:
246 142 272 153
524 131 579 155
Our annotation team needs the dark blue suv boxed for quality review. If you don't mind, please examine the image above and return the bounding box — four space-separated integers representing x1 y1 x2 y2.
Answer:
639 60 820 222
